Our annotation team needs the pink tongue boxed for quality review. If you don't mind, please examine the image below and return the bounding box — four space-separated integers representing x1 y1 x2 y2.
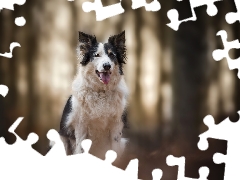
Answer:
100 72 110 84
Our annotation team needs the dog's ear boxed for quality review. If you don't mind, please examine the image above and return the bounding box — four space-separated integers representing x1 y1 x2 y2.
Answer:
108 31 127 75
79 32 97 52
108 31 126 62
108 30 125 47
78 32 97 65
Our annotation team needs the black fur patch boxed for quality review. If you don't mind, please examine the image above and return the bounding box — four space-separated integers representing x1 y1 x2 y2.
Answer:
105 31 127 75
59 95 75 139
104 43 118 64
79 32 99 66
122 108 129 129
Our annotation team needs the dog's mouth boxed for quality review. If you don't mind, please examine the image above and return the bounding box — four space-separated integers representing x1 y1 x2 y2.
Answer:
96 70 111 84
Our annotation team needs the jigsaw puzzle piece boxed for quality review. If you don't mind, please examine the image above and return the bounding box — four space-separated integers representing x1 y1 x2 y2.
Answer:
225 0 240 24
0 137 11 157
0 118 42 159
105 150 117 164
212 30 240 78
0 42 21 58
152 169 163 180
192 0 220 16
198 115 216 151
131 0 161 11
81 139 92 153
198 112 240 179
198 113 240 150
45 129 66 157
8 117 24 137
0 85 9 97
167 0 222 31
26 132 38 145
166 155 209 180
15 16 26 26
103 150 139 180
82 0 124 21
166 155 186 178
213 152 226 164
167 9 183 31
0 0 26 11
125 159 139 179
213 150 240 179
198 167 210 180
10 118 42 157
0 6 22 58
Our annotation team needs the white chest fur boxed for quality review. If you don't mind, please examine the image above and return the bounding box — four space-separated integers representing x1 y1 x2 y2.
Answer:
70 73 128 126
78 89 124 120
67 73 128 157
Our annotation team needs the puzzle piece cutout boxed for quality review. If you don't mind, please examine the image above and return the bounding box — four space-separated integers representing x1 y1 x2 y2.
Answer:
82 0 125 21
0 1 26 58
0 117 145 180
131 0 161 12
0 83 16 144
0 85 9 97
15 16 26 26
167 0 222 31
47 138 142 180
45 129 66 157
0 0 25 11
4 118 162 180
0 117 42 158
47 137 140 180
198 112 240 180
0 42 21 58
152 169 163 180
0 0 26 26
82 0 161 21
225 0 240 24
166 155 209 180
212 30 240 79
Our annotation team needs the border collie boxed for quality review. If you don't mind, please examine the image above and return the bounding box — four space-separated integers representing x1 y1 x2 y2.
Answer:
59 31 128 159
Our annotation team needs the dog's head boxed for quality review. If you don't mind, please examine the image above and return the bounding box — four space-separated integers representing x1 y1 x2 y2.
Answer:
77 31 126 86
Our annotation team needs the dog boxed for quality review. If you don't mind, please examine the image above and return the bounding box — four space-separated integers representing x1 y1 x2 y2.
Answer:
59 31 129 159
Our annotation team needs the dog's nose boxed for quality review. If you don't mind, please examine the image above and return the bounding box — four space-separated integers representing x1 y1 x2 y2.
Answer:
103 63 111 71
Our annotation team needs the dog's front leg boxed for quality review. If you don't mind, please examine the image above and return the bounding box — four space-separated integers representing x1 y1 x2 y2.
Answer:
110 121 125 157
74 121 88 154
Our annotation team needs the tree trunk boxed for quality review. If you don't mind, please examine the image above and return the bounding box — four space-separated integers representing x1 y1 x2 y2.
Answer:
171 6 209 151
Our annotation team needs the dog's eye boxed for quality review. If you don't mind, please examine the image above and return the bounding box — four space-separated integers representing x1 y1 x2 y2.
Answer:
109 52 115 58
94 53 100 57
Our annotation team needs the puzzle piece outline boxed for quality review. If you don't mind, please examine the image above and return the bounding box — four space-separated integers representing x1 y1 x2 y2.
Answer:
82 0 125 21
212 30 240 79
0 85 9 97
0 0 26 11
0 0 239 179
82 0 161 21
225 0 240 24
0 118 146 180
0 117 42 158
198 112 240 180
0 42 21 58
166 155 209 180
167 0 222 31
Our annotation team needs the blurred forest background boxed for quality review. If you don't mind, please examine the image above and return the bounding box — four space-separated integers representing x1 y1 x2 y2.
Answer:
0 0 240 179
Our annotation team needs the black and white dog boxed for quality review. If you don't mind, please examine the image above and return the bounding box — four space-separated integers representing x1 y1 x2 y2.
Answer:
59 31 128 158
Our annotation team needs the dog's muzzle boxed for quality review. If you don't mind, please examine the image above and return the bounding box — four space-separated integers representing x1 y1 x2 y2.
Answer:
96 70 111 84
